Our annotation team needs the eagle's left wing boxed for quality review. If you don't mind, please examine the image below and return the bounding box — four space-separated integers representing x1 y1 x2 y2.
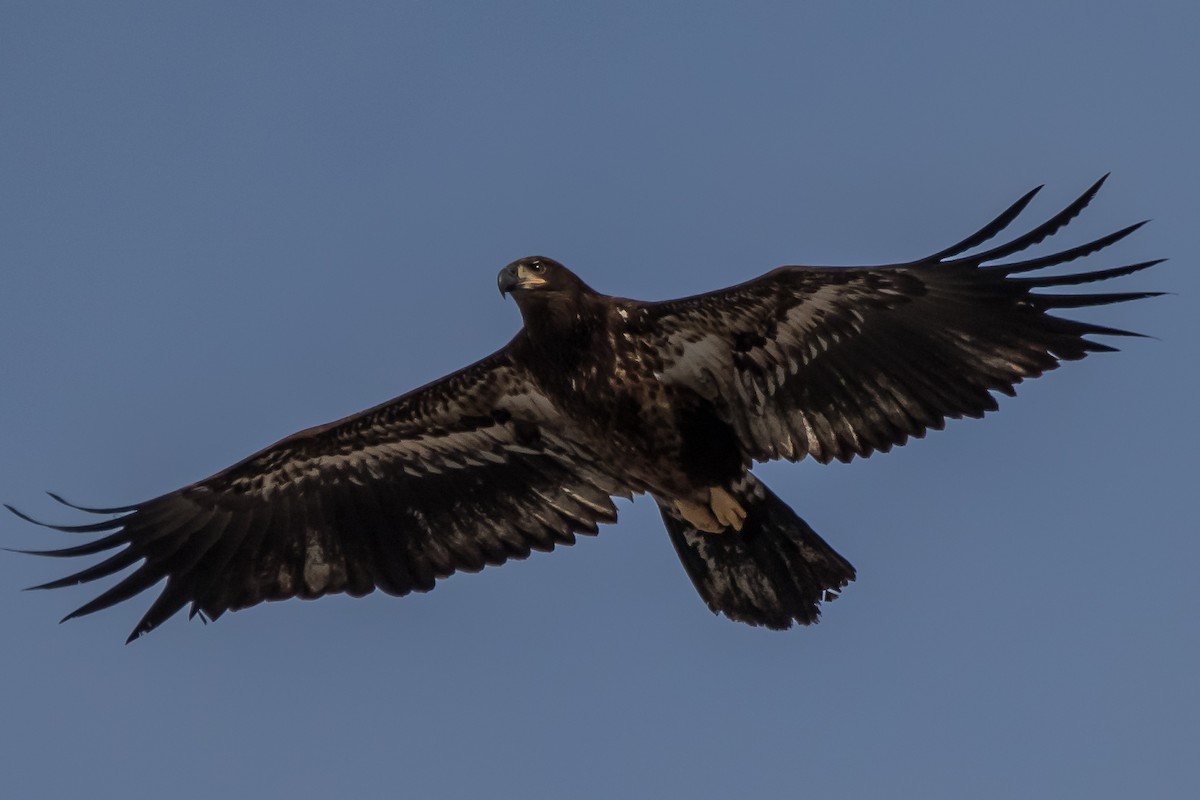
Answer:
641 177 1162 465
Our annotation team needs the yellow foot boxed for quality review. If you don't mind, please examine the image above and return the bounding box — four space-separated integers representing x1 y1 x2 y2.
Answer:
710 486 746 531
675 487 746 533
675 498 723 533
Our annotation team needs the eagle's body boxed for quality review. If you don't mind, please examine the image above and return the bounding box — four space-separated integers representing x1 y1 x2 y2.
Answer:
10 177 1162 641
512 289 738 506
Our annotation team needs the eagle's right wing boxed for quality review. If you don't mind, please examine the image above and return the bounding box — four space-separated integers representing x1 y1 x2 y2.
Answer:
12 344 633 642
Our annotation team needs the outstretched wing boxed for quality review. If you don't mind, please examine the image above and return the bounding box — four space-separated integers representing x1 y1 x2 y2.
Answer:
11 345 631 642
643 176 1163 465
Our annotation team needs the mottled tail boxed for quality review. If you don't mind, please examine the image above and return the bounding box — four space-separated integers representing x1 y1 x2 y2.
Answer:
657 474 855 629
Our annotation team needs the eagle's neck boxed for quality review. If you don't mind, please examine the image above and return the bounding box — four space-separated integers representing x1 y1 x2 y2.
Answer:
515 290 607 375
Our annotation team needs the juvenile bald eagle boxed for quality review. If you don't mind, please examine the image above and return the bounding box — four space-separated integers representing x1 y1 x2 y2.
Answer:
10 176 1161 642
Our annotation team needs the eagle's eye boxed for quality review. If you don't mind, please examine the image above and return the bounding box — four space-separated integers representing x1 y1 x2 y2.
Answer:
529 261 546 274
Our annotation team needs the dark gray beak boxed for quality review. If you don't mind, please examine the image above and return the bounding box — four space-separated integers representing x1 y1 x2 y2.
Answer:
498 264 519 297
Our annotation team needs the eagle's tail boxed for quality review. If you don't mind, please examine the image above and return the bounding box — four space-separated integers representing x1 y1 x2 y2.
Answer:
657 474 855 629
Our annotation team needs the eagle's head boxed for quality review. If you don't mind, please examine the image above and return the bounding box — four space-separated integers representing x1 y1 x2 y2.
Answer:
499 257 600 335
497 257 589 297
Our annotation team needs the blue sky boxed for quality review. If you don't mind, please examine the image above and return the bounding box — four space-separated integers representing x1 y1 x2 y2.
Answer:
2 3 1197 798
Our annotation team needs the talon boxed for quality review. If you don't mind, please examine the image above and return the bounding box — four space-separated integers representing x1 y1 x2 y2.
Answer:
675 487 746 533
674 498 724 533
710 487 746 531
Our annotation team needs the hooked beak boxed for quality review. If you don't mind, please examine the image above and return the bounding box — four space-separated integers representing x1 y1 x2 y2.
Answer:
498 263 546 297
498 264 519 297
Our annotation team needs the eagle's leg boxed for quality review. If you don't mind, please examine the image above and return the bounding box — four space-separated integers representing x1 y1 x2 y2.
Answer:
674 498 722 533
709 486 746 531
674 487 746 533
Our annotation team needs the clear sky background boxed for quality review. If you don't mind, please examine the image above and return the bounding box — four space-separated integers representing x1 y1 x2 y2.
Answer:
1 3 1196 798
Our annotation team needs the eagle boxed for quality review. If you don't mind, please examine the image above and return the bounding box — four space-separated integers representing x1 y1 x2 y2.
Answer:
9 176 1161 643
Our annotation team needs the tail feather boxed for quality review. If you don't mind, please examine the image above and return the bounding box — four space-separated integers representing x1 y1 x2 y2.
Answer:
658 474 855 629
